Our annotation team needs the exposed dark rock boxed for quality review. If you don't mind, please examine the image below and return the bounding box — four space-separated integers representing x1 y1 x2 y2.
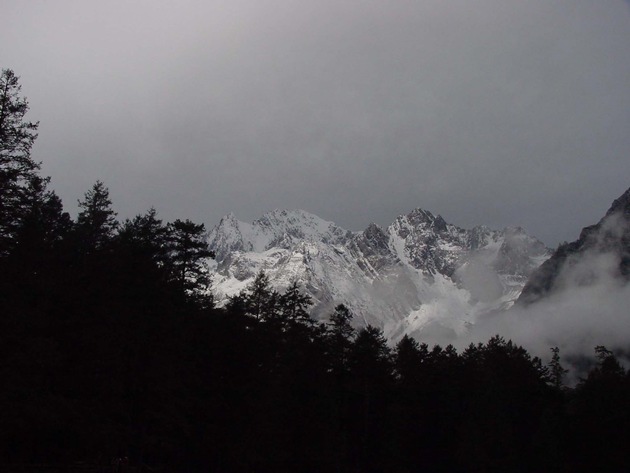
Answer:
518 187 630 305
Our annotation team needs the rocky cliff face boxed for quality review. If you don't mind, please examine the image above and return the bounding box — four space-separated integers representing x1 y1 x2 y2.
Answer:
518 187 630 305
207 208 551 342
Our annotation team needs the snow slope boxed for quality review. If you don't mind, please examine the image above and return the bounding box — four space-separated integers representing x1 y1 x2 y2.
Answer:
207 208 550 343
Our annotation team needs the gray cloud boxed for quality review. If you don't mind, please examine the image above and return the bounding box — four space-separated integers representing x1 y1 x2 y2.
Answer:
1 0 629 245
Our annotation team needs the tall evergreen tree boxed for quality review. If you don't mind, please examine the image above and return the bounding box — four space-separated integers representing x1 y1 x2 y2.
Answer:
76 180 118 251
394 334 425 383
548 346 568 389
114 208 173 308
118 208 170 265
279 281 313 330
350 325 392 380
571 346 629 471
7 175 72 287
326 304 355 375
593 345 625 378
0 69 40 256
328 304 354 339
244 270 278 321
348 325 393 471
167 219 214 301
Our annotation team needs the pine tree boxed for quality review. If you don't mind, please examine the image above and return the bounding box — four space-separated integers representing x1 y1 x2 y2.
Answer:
114 208 173 306
350 325 392 377
244 270 278 321
572 346 629 471
328 304 354 340
0 69 40 256
394 334 424 383
326 304 355 375
348 325 393 471
548 346 568 389
592 345 625 379
8 175 71 278
279 280 313 329
167 219 214 299
118 208 170 265
76 180 118 251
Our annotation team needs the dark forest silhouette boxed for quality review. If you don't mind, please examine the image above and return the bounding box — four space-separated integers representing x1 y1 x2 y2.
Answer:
2 68 630 472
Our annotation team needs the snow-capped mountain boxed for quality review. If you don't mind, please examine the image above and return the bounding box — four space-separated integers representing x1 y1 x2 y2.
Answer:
207 208 551 343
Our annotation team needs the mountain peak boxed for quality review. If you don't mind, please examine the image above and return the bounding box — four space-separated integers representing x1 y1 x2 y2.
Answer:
217 212 239 225
254 208 325 226
209 209 352 262
518 186 630 305
404 208 449 233
407 208 436 219
208 206 550 341
605 186 630 218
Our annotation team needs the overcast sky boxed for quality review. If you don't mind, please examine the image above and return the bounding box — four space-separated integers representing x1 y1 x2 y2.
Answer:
2 0 629 245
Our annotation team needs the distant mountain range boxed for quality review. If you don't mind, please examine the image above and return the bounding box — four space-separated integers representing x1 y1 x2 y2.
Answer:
206 207 551 342
206 187 630 342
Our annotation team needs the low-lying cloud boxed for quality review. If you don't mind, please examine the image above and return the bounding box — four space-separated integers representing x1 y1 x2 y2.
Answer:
465 218 630 380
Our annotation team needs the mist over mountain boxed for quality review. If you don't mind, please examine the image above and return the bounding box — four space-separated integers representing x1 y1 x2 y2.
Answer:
519 187 630 305
467 186 630 374
207 187 630 371
207 207 551 344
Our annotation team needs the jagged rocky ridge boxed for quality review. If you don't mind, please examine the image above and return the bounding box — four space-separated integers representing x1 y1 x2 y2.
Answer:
207 208 551 342
518 187 630 305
